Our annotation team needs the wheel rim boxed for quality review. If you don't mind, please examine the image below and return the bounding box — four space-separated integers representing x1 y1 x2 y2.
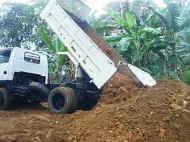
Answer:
52 93 65 111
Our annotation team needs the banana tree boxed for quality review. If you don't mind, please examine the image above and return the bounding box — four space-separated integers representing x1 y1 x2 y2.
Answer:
149 1 190 79
107 10 169 77
108 1 190 78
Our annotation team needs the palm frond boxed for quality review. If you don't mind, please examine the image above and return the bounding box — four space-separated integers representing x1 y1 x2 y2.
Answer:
166 3 180 31
38 25 55 52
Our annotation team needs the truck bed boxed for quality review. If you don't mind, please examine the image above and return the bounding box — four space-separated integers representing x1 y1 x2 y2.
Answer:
65 12 121 65
40 0 117 89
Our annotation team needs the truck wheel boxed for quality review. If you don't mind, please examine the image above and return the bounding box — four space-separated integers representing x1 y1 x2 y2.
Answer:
29 82 49 102
79 94 100 110
0 88 12 110
48 87 77 114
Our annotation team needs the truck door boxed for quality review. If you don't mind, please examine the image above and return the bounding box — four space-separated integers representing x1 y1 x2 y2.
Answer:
0 49 11 81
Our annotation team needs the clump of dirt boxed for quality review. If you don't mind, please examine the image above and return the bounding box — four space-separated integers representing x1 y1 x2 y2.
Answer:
101 72 138 104
0 79 189 142
101 64 141 104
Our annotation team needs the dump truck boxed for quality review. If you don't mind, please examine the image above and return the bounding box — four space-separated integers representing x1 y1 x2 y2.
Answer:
0 0 156 114
40 0 156 113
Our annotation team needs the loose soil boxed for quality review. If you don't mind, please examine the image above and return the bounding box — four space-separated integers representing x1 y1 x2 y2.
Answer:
0 69 190 142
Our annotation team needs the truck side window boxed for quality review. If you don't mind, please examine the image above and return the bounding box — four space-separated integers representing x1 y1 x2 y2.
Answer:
24 52 40 64
0 50 11 64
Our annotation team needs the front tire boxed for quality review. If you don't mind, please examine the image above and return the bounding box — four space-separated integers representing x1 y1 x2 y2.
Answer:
0 88 12 110
48 87 77 114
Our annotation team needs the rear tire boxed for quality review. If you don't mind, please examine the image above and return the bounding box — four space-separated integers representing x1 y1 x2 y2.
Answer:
48 87 77 114
0 88 12 110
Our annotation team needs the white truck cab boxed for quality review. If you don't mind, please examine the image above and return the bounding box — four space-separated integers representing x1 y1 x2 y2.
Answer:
0 47 48 83
0 47 49 109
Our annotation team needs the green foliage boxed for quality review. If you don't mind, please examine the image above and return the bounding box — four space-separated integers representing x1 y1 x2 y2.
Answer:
124 12 137 29
0 3 40 48
182 69 190 85
38 25 67 82
38 25 55 52
109 11 136 30
108 10 165 69
91 0 190 81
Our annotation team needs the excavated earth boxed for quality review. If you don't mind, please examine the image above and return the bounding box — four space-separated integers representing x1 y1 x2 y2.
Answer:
0 67 190 142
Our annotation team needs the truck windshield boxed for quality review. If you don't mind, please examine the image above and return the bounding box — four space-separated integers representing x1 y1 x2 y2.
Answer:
0 50 11 64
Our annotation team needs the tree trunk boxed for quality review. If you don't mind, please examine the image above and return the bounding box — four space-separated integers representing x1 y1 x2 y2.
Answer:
171 43 179 79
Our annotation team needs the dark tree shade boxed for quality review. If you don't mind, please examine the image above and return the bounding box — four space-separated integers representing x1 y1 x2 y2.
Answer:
0 3 41 48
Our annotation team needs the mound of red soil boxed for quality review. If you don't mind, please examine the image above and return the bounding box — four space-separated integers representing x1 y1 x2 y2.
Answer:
0 79 189 142
59 80 190 142
101 72 137 104
101 64 139 104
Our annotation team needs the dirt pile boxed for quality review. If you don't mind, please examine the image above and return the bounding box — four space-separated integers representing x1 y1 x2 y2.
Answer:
101 68 138 104
0 79 189 142
60 80 190 142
